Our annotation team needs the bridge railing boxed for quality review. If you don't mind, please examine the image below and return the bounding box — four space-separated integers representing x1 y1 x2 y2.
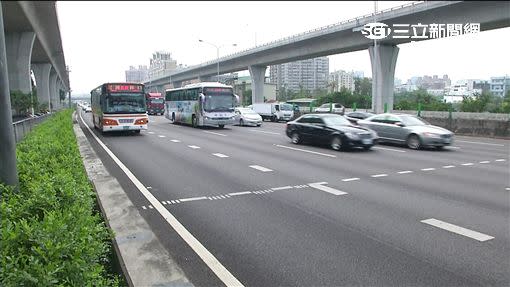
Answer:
148 1 427 84
12 114 51 143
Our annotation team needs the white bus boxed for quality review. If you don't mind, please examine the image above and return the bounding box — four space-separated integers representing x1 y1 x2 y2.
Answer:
165 82 239 128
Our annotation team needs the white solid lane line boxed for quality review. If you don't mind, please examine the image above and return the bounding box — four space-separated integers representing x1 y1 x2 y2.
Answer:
249 165 273 172
397 170 413 174
272 186 293 191
421 218 494 242
308 182 348 196
274 144 337 158
372 146 407 153
421 168 436 171
456 140 505 147
203 131 227 137
170 139 181 143
179 196 208 202
78 112 244 287
371 174 388 178
212 153 229 158
188 145 200 149
342 177 360 182
443 165 455 169
249 130 282 135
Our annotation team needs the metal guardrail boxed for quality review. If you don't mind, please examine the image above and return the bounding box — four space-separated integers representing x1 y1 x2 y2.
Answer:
148 1 429 84
12 114 51 143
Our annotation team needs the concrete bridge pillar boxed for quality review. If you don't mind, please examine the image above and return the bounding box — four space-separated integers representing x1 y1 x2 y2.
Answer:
32 63 52 111
49 69 57 112
56 79 63 109
369 44 399 114
5 32 36 94
249 65 266 103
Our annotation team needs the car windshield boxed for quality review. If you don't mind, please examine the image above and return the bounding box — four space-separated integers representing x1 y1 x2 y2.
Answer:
105 93 146 113
323 116 351 126
280 104 293 111
240 109 258 115
399 115 429 126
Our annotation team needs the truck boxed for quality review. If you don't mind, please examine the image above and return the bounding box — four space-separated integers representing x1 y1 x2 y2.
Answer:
250 102 294 122
145 92 164 115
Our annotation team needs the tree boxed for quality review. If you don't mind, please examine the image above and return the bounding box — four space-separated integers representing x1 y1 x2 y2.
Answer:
243 89 252 106
10 90 32 116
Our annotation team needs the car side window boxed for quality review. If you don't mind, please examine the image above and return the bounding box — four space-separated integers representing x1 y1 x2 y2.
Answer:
371 115 386 123
309 117 324 125
385 115 400 124
297 116 311 123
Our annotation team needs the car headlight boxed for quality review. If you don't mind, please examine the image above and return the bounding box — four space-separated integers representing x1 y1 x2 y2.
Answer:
345 132 360 140
423 132 441 138
205 116 210 120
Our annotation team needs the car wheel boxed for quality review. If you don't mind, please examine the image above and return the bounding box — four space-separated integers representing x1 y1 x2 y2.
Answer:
291 132 301 144
363 146 372 151
435 146 444 150
331 136 343 151
406 134 421 150
240 119 244 126
218 124 225 129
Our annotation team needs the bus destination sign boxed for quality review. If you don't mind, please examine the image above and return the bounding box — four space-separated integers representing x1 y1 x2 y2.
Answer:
108 84 143 92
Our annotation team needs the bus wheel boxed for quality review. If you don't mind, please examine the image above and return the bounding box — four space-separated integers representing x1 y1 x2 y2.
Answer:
192 115 198 128
171 113 176 123
218 124 225 129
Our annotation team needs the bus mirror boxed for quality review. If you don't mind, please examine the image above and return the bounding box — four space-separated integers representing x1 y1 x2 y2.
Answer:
234 94 240 105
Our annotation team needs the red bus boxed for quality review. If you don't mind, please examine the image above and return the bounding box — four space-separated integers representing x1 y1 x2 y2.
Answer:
146 92 164 115
90 82 148 133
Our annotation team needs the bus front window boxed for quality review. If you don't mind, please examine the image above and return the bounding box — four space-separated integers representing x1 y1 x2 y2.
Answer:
106 93 146 113
204 94 235 112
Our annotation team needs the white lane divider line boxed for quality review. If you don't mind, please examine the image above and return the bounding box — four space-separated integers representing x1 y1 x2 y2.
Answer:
448 146 461 149
372 146 407 153
371 174 388 178
342 177 360 182
175 200 180 203
397 170 414 174
421 218 494 242
495 159 506 162
456 140 504 147
228 191 252 196
212 153 229 158
179 196 208 202
148 131 155 134
272 186 292 191
443 165 455 169
146 186 152 189
274 144 337 158
158 135 166 138
421 168 436 171
506 187 510 191
142 206 147 210
188 145 201 149
308 182 348 196
166 201 172 205
249 165 273 172
461 163 474 166
203 131 227 137
170 139 181 143
479 161 490 164
249 130 282 135
148 205 154 209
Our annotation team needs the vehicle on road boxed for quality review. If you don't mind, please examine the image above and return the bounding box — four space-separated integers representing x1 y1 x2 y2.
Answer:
90 83 148 134
251 102 294 122
357 113 454 150
146 92 165 115
165 82 239 129
315 103 345 115
84 105 92 113
234 107 262 126
345 111 375 124
286 113 378 151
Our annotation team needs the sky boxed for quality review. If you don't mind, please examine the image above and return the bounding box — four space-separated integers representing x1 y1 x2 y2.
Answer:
57 1 510 95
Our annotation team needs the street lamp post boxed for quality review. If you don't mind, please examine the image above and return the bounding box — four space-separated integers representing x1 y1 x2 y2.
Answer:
198 39 236 83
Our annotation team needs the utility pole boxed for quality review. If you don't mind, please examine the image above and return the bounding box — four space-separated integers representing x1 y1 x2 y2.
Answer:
0 2 19 188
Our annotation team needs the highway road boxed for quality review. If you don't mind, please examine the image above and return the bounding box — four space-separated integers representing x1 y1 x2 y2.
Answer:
78 110 509 287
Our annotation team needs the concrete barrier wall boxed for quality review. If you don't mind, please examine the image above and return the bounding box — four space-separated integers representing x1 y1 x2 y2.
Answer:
12 114 51 143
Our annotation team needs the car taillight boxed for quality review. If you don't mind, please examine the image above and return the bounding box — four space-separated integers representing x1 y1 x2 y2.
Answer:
134 118 148 125
102 118 118 126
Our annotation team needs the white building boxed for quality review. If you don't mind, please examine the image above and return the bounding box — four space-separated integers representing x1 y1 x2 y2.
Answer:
269 57 329 93
443 85 480 103
125 65 148 83
148 51 178 80
490 76 510 97
329 70 355 92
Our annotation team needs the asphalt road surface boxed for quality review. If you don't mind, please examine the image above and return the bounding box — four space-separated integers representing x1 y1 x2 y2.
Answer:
78 111 509 287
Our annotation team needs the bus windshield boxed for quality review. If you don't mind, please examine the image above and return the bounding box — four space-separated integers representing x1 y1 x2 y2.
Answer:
204 91 235 112
106 93 146 113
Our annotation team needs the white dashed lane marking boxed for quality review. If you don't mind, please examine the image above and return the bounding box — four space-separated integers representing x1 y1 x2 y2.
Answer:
372 146 406 153
148 131 155 134
188 145 201 149
308 182 347 196
342 178 360 182
421 168 436 171
479 161 490 164
203 131 227 137
249 165 273 172
274 144 337 158
170 139 181 143
443 165 455 169
158 135 166 138
397 170 413 174
212 153 229 158
421 218 494 242
229 191 252 196
179 196 208 202
271 186 293 191
456 140 504 147
495 159 506 162
249 130 282 135
461 163 474 166
371 174 388 178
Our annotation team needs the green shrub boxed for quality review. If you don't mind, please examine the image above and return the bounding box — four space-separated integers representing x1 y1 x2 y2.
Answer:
1 110 120 286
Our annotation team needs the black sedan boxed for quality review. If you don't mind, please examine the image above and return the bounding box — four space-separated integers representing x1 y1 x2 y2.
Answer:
285 114 379 151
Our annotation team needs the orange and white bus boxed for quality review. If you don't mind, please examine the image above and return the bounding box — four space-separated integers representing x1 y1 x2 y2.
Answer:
90 82 148 133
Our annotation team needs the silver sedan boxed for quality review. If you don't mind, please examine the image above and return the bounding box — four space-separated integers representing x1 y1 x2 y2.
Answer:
357 113 454 150
234 107 262 127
